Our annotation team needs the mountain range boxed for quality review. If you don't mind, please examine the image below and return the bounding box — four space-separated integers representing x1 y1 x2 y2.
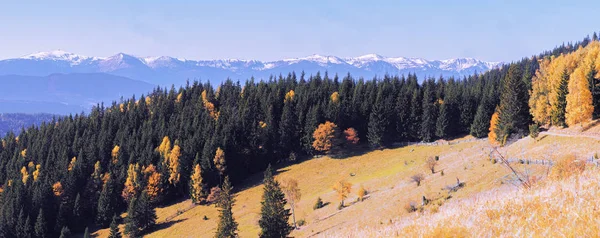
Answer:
0 50 503 87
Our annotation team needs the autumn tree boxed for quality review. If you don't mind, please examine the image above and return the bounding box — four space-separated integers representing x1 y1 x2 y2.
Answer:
332 179 352 207
566 65 594 126
143 164 163 203
488 111 500 145
312 121 339 153
214 147 227 179
190 164 207 204
167 144 181 185
343 128 359 145
357 186 367 202
426 156 438 174
122 163 142 202
281 178 301 228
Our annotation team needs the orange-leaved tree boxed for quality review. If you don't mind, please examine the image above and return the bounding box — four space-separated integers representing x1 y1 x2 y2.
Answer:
488 111 500 145
190 164 207 204
312 121 339 153
343 127 359 145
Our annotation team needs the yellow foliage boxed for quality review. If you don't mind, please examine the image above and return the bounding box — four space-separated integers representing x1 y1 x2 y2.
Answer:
144 164 162 202
33 164 40 181
21 149 26 158
284 90 295 103
190 164 205 204
258 121 267 128
488 112 499 145
550 154 586 180
333 179 352 205
92 161 102 181
68 157 77 171
566 64 593 126
145 96 152 105
330 91 340 104
168 145 181 185
201 90 219 120
111 145 120 164
157 136 172 159
176 92 183 103
119 103 125 112
20 166 29 184
52 182 63 197
122 164 141 202
214 147 226 176
27 161 34 169
529 59 552 125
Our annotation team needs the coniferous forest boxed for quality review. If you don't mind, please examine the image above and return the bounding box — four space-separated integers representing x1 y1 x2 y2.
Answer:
0 34 598 237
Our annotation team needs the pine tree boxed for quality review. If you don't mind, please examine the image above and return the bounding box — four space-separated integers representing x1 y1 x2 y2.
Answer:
551 69 569 127
97 173 118 227
124 196 140 237
495 64 528 143
435 102 449 139
59 226 71 238
258 165 293 238
367 95 386 148
109 214 122 238
215 176 238 238
421 80 437 142
34 209 48 238
125 191 156 237
83 227 91 238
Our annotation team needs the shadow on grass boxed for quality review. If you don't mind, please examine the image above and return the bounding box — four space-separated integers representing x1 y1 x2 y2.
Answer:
147 218 188 234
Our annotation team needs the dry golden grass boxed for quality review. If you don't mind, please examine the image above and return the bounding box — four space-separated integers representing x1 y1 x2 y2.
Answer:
93 132 600 238
332 163 599 237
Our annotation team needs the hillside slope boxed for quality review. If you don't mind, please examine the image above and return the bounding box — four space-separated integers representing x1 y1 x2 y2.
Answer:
95 133 600 237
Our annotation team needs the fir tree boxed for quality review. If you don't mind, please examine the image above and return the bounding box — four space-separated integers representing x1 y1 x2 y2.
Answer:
97 173 118 227
496 64 528 143
109 214 122 238
215 176 238 238
59 226 71 238
34 209 48 238
551 69 569 127
421 80 437 142
258 165 293 238
435 102 449 139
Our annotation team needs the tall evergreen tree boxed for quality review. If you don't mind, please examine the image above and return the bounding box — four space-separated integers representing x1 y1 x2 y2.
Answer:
496 64 528 144
97 173 118 227
109 214 122 238
34 209 48 238
367 95 386 148
215 176 238 238
435 102 449 139
421 80 437 142
551 69 569 127
59 226 71 238
258 165 293 238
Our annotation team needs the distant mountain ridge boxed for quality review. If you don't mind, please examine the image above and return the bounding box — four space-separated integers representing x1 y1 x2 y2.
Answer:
0 50 503 86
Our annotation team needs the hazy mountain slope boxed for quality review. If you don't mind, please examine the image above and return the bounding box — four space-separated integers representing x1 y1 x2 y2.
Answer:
0 73 156 114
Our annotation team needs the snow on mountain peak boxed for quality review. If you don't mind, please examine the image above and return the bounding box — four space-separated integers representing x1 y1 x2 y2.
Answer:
21 50 93 65
284 54 344 65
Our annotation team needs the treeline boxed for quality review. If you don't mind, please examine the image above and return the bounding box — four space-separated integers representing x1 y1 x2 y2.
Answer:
0 34 595 237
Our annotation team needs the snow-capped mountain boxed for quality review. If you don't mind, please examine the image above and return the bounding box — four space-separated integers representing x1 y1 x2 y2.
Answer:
0 50 503 87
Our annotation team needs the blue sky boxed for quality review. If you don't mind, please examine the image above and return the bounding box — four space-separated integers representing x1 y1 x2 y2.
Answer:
0 0 598 62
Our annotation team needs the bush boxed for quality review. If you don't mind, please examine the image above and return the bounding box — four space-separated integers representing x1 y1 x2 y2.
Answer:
529 123 540 139
297 219 306 226
203 215 209 220
313 197 324 210
404 201 417 213
411 173 425 186
206 187 222 205
337 202 344 210
550 154 586 180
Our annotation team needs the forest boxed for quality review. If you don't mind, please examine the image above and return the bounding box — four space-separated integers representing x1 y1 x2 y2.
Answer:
0 33 597 237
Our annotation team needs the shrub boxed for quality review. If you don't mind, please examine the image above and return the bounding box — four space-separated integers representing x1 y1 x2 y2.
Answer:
404 201 417 213
426 157 438 174
550 154 586 180
529 123 540 139
357 186 367 201
411 173 425 186
313 197 324 210
435 155 440 161
203 215 209 220
440 170 444 176
297 219 306 226
206 187 222 205
337 203 344 210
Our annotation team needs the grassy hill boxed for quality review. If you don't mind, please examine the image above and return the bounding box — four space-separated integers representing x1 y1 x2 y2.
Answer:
94 132 600 237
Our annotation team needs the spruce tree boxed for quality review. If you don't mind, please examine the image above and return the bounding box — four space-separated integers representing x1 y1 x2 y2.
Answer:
136 191 157 232
496 64 528 143
97 174 118 227
435 102 449 139
258 165 293 238
551 69 569 127
109 214 122 238
421 80 437 142
83 227 91 238
367 97 386 148
215 176 238 238
34 209 48 238
59 226 71 238
124 196 140 237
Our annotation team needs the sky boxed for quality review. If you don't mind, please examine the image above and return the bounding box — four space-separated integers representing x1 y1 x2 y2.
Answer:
0 0 599 62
